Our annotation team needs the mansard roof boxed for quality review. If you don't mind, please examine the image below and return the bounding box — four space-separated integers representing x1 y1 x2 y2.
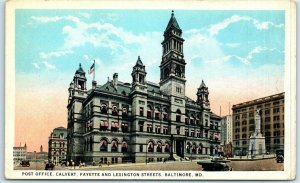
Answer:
165 10 181 32
97 81 132 96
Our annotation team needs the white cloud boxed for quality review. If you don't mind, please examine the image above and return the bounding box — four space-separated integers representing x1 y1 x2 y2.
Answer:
78 12 91 19
208 15 284 36
204 46 281 65
39 50 74 59
225 43 241 48
32 63 40 69
41 61 56 70
31 15 80 24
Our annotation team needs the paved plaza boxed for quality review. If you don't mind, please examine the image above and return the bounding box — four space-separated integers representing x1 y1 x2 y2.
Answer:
14 158 283 171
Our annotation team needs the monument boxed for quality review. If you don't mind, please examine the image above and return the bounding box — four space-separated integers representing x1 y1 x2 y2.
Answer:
249 109 266 156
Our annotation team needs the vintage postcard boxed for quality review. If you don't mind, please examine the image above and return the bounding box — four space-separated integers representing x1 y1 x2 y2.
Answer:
5 0 296 180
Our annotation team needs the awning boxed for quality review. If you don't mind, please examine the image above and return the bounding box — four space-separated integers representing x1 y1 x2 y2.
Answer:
111 123 115 128
105 122 109 127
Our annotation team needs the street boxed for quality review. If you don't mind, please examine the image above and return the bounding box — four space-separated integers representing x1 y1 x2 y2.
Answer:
14 158 283 171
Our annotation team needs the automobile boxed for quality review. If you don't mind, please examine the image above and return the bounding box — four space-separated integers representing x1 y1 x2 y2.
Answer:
45 161 55 170
276 149 284 163
197 155 232 171
60 159 67 166
20 160 30 167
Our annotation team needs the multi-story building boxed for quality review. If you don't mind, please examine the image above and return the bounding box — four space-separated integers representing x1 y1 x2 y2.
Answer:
27 145 48 162
48 127 67 164
232 93 284 155
220 115 232 145
13 143 27 164
66 11 221 164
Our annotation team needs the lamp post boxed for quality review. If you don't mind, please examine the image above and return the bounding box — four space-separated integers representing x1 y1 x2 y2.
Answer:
145 143 148 165
170 134 174 160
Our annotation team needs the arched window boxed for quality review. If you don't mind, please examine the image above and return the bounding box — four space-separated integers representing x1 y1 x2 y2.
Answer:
186 142 191 153
111 140 118 152
190 114 195 125
154 107 160 120
148 142 154 152
121 142 128 153
122 107 128 117
147 105 152 119
164 143 170 152
100 139 108 152
175 65 181 77
185 113 189 124
176 109 181 122
101 103 108 114
164 68 169 79
112 105 118 116
192 143 197 154
198 143 203 154
162 108 168 121
157 142 162 153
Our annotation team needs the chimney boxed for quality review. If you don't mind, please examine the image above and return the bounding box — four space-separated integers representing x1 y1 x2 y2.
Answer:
113 73 118 88
92 80 97 89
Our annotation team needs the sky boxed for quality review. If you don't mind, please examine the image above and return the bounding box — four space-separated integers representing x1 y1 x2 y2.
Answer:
15 10 285 152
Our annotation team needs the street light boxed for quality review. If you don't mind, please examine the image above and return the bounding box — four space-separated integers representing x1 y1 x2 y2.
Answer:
146 143 148 165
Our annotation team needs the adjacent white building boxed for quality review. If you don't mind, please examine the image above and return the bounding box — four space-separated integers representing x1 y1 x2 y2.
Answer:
13 143 27 164
220 115 232 145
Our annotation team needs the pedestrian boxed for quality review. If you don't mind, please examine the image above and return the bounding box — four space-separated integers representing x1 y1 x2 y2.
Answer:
107 161 110 167
99 161 102 167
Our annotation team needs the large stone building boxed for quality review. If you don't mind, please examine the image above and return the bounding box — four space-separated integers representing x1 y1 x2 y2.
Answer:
13 143 27 164
66 11 221 164
232 92 284 155
48 127 67 164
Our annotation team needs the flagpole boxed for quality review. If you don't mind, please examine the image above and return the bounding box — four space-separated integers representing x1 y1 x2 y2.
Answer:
93 60 95 82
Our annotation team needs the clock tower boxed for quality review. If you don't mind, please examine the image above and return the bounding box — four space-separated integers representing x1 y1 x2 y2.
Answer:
159 10 186 98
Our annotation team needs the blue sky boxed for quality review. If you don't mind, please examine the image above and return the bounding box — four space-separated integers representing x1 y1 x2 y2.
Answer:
15 9 285 114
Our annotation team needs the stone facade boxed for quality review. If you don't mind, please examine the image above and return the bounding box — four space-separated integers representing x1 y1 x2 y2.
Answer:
66 11 221 164
48 127 67 164
232 92 284 155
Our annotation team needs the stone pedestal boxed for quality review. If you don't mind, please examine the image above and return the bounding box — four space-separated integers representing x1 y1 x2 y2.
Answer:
248 132 266 155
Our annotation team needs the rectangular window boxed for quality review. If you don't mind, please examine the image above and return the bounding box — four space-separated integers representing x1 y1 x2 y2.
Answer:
147 111 152 119
265 124 270 129
273 116 280 121
242 127 247 132
176 115 181 122
242 114 247 118
185 129 189 136
176 126 180 135
191 130 195 137
273 131 280 136
265 109 270 115
242 141 247 145
155 112 160 120
140 107 144 117
155 125 161 134
163 113 168 121
147 124 153 133
273 123 280 129
139 122 144 132
274 138 280 144
121 123 129 133
163 127 168 134
265 117 270 122
273 108 280 114
139 145 143 152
